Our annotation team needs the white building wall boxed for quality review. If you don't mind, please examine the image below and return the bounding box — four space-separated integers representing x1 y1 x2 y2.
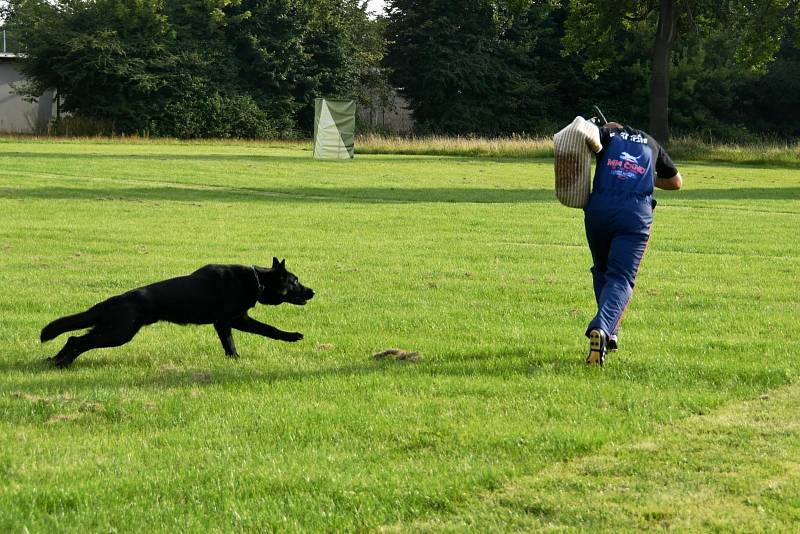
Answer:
0 56 53 133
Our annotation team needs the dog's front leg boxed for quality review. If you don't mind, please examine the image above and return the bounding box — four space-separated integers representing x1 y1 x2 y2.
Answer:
231 315 303 342
213 322 239 357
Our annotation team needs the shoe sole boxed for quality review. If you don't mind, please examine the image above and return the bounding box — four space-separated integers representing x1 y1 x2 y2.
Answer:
587 329 604 366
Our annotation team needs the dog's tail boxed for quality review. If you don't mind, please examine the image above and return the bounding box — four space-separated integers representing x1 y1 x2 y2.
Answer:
40 307 101 342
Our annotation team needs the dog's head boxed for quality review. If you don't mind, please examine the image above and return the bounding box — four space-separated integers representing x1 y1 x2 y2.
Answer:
258 257 315 306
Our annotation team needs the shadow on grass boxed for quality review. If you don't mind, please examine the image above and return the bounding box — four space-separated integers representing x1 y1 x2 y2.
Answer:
0 355 378 397
673 188 800 201
0 352 793 436
1 185 555 204
0 151 314 164
4 184 800 205
0 150 537 165
4 344 789 399
2 347 551 392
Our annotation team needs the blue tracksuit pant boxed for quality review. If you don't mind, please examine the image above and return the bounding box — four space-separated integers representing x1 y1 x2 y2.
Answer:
584 193 654 337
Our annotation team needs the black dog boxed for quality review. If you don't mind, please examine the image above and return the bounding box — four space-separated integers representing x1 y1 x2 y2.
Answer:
40 258 314 368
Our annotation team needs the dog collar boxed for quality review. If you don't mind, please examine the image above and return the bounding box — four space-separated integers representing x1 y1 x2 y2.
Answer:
251 266 264 297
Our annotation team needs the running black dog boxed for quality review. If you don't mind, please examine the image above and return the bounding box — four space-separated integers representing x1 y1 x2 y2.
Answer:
41 258 314 368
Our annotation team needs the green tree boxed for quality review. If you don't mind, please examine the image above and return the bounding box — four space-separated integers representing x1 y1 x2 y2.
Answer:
744 35 800 138
385 0 560 135
4 0 379 137
5 0 173 132
348 8 393 127
225 0 379 133
563 0 800 142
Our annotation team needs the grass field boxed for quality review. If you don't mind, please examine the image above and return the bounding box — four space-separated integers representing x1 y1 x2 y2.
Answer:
1 138 798 531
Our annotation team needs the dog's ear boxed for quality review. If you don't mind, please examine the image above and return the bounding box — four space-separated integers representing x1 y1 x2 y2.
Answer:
280 259 286 269
272 257 280 269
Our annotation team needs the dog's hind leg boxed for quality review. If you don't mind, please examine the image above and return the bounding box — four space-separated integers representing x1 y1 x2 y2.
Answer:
51 308 143 368
49 335 82 367
213 322 238 358
231 315 303 342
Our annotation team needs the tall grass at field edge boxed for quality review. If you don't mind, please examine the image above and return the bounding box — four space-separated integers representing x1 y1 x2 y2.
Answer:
355 133 555 158
0 133 309 149
666 136 800 166
356 133 800 165
3 132 799 165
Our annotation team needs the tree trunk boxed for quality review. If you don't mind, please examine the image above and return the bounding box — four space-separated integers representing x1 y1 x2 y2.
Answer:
649 0 679 144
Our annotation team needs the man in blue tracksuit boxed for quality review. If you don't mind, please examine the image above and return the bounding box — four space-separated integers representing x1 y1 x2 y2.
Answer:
585 122 682 365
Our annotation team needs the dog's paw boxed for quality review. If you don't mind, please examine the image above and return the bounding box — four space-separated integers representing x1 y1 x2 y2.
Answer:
52 357 72 369
226 352 240 359
283 332 304 342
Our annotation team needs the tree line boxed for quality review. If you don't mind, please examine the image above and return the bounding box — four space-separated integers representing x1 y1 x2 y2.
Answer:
4 0 799 142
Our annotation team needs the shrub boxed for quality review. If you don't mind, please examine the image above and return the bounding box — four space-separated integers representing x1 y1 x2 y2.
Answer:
49 116 117 137
153 93 281 139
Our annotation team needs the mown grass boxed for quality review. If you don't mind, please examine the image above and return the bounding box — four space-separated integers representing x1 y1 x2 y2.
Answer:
0 139 798 531
413 381 800 531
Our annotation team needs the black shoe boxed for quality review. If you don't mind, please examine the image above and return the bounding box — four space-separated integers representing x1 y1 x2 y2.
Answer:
586 329 608 366
609 334 618 352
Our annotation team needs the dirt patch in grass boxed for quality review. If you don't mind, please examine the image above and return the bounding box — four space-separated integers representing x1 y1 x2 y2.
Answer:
157 363 214 385
11 391 74 404
372 348 422 363
46 413 83 424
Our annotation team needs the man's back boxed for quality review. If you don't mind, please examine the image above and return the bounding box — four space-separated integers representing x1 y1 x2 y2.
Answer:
592 124 677 199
